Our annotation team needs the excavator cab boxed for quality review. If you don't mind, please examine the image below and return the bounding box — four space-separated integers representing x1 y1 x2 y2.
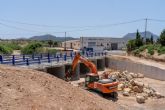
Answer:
85 73 99 87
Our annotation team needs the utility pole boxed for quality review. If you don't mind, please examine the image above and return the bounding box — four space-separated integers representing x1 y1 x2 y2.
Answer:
64 32 66 51
144 18 148 39
81 36 83 49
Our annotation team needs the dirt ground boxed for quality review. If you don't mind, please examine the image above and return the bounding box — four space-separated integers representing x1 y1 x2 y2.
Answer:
0 65 122 110
116 77 165 110
72 70 165 110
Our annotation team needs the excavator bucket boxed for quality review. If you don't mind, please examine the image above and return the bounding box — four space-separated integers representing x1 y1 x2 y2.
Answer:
65 68 73 81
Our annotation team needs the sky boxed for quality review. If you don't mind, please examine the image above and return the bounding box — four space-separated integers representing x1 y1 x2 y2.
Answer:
0 0 165 39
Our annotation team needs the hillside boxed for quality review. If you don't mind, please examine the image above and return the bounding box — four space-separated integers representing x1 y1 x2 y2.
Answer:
29 34 77 42
0 65 120 110
123 31 159 41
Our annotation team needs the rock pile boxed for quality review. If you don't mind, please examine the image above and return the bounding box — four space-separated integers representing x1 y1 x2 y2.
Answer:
102 70 164 104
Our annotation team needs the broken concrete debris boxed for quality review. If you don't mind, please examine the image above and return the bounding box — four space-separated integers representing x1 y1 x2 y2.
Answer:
104 70 164 103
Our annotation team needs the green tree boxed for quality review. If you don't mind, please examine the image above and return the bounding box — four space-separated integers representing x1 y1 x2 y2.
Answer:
48 40 53 47
21 42 43 54
150 35 154 44
135 30 143 47
160 29 165 46
126 39 136 52
53 41 58 47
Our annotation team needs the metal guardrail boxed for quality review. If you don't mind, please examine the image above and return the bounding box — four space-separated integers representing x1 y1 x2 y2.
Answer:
0 51 106 66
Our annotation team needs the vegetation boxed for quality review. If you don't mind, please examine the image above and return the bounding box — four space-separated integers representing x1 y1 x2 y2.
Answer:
0 45 13 54
127 29 165 57
135 30 143 47
126 30 143 52
48 40 53 47
160 29 165 46
0 42 22 54
3 42 22 50
21 42 43 54
47 48 57 54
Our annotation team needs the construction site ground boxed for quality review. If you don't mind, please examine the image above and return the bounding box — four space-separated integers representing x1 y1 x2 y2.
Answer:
72 70 165 110
0 65 122 110
0 55 165 110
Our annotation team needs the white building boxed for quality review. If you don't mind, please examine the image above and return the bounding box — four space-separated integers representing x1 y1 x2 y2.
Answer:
80 37 128 52
61 40 80 50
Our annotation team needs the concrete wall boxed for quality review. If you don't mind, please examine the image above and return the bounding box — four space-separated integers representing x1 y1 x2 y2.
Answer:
106 57 165 81
46 65 65 79
97 57 105 71
65 63 80 81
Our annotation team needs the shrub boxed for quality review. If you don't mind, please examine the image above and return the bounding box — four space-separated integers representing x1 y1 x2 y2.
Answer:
157 46 165 55
0 45 13 54
21 42 43 54
126 39 136 52
4 43 22 50
47 49 57 54
132 49 140 56
138 45 148 52
147 45 154 55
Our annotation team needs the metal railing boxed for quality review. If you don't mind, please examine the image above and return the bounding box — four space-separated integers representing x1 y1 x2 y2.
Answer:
0 51 106 66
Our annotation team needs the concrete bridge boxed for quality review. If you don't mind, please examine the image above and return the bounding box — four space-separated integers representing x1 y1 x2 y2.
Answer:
0 52 106 80
1 52 165 81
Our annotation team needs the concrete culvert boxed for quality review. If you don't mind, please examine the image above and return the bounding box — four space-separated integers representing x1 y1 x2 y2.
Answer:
97 58 105 71
80 62 90 75
65 63 80 81
105 57 110 68
46 65 65 79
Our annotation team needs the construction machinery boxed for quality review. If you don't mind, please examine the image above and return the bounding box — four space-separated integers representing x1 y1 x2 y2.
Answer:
65 53 118 97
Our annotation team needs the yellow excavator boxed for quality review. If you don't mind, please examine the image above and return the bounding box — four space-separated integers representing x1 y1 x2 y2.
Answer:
65 53 118 97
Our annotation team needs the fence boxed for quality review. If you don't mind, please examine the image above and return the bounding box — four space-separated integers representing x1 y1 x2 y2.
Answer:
0 51 106 66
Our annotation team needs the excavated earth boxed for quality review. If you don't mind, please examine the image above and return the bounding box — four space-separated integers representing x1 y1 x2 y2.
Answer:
0 65 123 110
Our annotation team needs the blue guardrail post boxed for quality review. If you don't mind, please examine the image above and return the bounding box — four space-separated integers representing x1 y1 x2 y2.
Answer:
23 54 25 61
40 54 43 59
12 55 15 65
86 52 88 57
48 53 50 63
64 54 67 61
57 56 59 62
70 52 73 59
0 55 3 63
26 58 29 66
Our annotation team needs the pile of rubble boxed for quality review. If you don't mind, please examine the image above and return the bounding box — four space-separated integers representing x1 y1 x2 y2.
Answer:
102 70 164 104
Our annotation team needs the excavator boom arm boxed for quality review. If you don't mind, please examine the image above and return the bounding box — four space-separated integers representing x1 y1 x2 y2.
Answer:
72 53 97 74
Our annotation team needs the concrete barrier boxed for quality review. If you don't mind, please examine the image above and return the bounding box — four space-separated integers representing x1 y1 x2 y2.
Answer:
107 57 165 81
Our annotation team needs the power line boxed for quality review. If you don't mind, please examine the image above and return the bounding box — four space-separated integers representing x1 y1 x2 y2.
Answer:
0 22 42 33
0 18 144 29
148 19 165 22
0 22 66 34
0 18 144 35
